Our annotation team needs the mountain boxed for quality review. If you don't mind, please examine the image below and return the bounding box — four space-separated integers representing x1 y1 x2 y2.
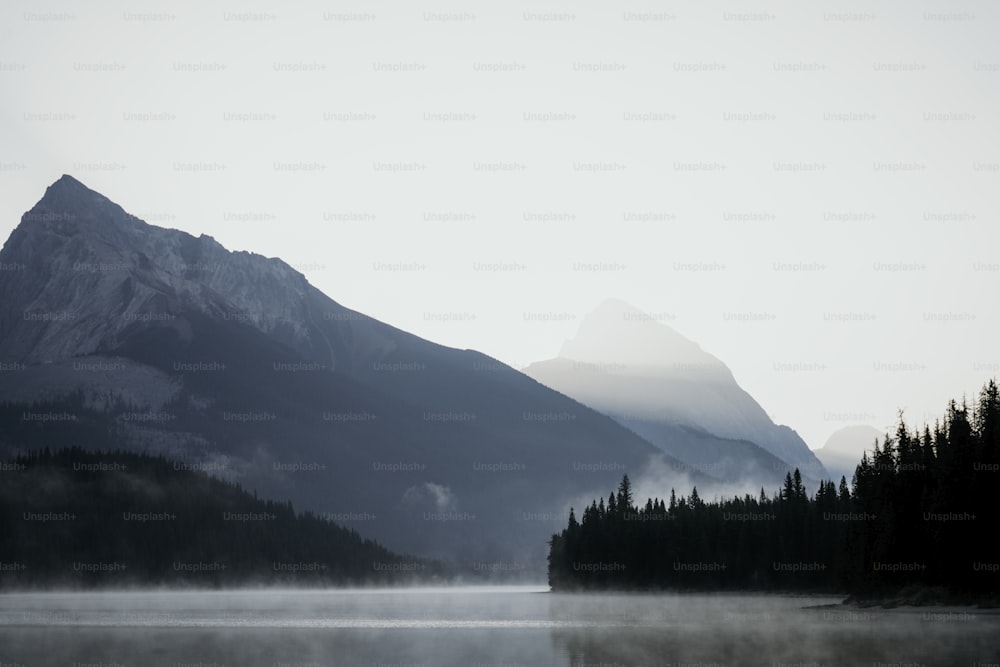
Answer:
813 425 883 484
523 299 828 488
0 175 699 574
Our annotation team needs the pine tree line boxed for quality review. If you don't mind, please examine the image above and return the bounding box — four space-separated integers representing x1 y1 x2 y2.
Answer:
548 380 1000 599
0 447 444 588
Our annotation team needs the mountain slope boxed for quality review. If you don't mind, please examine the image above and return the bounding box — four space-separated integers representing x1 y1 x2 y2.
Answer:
813 425 882 484
0 176 701 572
523 299 827 486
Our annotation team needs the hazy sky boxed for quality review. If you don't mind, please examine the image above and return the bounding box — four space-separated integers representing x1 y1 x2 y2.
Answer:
1 0 997 449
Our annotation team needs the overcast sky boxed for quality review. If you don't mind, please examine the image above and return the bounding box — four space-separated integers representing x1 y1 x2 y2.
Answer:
1 0 997 449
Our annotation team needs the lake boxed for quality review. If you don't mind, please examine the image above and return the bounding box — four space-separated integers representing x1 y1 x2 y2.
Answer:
0 586 997 666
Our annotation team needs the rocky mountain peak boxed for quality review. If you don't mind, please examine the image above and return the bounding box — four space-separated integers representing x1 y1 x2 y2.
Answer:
1 176 316 364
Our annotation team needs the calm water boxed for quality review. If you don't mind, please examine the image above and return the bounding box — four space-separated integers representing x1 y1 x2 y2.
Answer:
0 586 997 666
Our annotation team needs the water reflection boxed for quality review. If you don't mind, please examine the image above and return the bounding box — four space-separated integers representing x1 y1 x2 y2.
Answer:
0 588 995 666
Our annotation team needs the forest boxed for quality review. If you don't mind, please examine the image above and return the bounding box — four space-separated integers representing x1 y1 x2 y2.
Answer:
548 380 1000 600
0 447 443 588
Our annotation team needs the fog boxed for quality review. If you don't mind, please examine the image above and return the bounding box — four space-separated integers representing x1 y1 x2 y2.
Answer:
1 587 997 666
2 0 998 454
1 2 997 664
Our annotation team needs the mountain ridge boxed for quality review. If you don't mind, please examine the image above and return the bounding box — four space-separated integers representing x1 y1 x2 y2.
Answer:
0 175 701 570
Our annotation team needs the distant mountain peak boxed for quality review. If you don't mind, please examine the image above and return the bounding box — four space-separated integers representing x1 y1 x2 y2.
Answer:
591 296 643 314
526 298 828 479
559 299 724 374
811 425 883 483
821 424 883 456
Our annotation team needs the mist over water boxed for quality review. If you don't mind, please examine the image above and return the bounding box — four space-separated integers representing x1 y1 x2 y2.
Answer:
1 587 997 666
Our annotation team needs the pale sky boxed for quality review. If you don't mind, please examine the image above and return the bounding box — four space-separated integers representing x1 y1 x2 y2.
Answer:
1 0 997 449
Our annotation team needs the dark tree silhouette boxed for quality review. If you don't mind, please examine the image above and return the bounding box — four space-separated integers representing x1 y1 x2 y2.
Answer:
549 380 1000 601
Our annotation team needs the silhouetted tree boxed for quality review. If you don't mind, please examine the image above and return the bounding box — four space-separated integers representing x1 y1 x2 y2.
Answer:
549 380 1000 601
